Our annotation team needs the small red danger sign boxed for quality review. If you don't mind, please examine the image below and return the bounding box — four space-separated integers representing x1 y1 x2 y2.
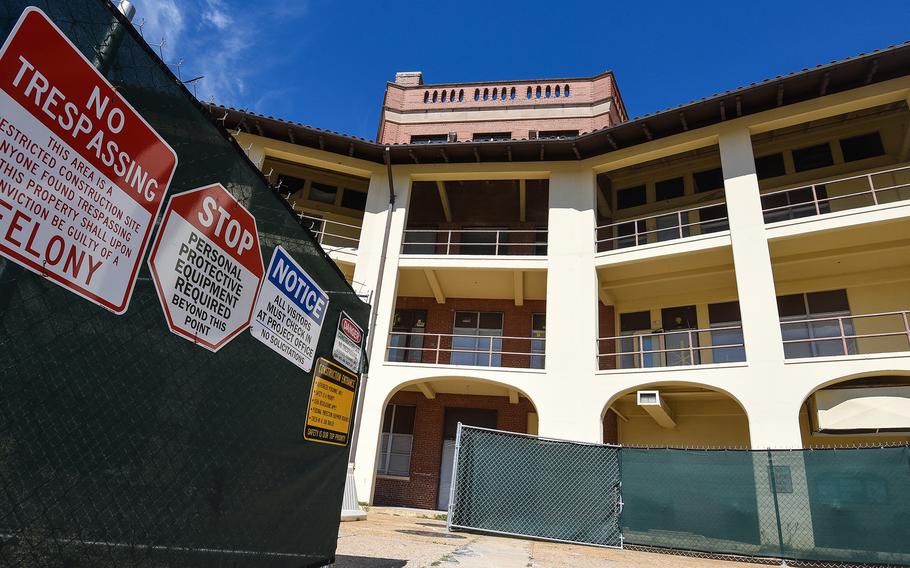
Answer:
0 8 177 313
148 184 263 352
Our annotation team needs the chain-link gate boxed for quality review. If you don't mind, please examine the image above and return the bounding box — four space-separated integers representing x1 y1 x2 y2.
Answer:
0 1 370 567
447 425 623 548
447 426 910 567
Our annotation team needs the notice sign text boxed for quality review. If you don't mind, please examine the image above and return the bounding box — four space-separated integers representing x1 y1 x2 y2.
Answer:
0 8 177 312
305 357 357 446
148 183 263 352
250 245 329 372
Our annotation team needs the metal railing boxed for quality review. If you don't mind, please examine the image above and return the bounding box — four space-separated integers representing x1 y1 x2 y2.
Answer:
299 213 362 250
597 325 745 369
401 227 547 256
761 164 910 223
781 310 910 359
595 201 729 252
386 331 545 368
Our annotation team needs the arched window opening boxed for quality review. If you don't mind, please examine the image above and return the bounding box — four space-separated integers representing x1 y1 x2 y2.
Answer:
555 85 561 97
432 90 438 102
459 89 465 102
545 85 551 98
527 86 532 99
492 87 498 100
440 90 447 102
423 91 429 103
483 88 489 100
450 89 456 102
535 86 541 98
474 89 480 101
510 87 516 100
564 84 570 97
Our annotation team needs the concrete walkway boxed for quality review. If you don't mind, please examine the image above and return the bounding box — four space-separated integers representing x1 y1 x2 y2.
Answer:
331 507 766 568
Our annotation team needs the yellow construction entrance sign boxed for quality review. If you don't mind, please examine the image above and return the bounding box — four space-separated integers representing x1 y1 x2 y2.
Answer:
304 357 357 446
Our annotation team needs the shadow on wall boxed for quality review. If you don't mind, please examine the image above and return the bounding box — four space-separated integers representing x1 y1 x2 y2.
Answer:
331 555 407 567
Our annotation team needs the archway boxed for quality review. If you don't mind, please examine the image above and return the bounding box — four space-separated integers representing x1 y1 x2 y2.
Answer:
372 376 538 510
602 382 751 448
799 371 910 448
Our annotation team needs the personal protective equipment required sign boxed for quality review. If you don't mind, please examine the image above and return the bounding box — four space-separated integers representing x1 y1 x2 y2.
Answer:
250 245 329 372
305 357 357 446
0 8 177 313
148 183 263 352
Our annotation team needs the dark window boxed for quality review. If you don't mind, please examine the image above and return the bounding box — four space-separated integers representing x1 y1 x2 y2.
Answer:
698 204 729 234
389 309 427 363
661 305 699 366
806 289 850 314
777 294 808 318
662 305 697 330
538 130 579 140
460 226 507 255
708 301 741 323
839 132 885 162
792 143 834 172
620 311 651 332
531 314 546 369
340 189 367 211
655 177 685 201
616 185 646 209
694 168 724 193
755 153 786 180
472 132 511 141
276 173 306 194
309 182 337 204
410 134 449 144
452 312 504 367
382 404 416 434
443 408 497 439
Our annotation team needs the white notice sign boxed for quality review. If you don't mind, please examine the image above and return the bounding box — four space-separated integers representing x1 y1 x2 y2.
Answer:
250 245 329 372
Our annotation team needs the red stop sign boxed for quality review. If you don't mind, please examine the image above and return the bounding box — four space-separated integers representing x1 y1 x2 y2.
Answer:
147 184 263 352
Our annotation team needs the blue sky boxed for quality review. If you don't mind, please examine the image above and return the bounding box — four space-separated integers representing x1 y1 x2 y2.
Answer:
136 1 910 141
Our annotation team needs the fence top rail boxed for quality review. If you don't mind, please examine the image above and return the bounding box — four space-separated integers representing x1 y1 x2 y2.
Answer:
760 163 910 199
389 330 544 341
599 324 743 342
456 423 623 448
596 198 727 230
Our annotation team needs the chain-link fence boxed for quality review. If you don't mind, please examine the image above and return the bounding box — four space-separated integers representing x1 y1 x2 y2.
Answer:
449 426 910 567
0 1 370 567
447 426 623 548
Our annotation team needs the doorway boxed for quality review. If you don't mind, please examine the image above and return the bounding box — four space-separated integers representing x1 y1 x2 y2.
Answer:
437 407 497 510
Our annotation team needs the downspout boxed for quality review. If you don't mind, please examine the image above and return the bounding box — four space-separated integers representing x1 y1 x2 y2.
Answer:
347 146 396 469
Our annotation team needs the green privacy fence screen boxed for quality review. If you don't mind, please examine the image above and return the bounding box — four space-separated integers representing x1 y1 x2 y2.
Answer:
449 426 910 566
0 1 370 567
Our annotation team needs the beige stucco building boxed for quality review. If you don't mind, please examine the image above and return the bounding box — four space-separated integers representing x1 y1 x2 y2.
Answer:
215 42 910 510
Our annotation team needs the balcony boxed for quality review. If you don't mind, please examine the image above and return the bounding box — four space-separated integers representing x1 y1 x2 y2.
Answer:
596 201 729 253
597 325 745 370
386 331 544 369
401 227 547 256
300 213 361 251
782 310 910 360
761 164 910 224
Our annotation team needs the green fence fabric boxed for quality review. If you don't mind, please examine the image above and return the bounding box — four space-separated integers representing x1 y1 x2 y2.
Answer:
449 426 622 548
450 427 910 566
0 1 369 567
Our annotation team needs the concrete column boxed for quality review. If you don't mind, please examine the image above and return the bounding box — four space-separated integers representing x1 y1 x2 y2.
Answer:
719 127 802 450
351 171 412 500
539 168 601 442
719 128 785 365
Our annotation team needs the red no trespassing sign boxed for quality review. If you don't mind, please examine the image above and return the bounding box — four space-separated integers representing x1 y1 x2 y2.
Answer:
0 8 177 313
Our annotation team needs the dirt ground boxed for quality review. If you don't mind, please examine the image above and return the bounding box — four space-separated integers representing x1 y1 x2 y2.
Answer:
331 507 766 568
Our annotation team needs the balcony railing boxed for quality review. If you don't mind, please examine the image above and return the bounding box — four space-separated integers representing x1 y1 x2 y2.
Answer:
781 310 910 359
596 201 729 252
597 325 745 370
401 228 547 256
386 331 545 369
299 214 361 250
761 164 910 224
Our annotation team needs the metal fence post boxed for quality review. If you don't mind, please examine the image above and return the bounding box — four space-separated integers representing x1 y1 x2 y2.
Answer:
766 450 788 565
446 422 464 531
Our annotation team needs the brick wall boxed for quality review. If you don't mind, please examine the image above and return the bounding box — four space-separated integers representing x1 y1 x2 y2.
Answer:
373 390 535 509
393 297 546 368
